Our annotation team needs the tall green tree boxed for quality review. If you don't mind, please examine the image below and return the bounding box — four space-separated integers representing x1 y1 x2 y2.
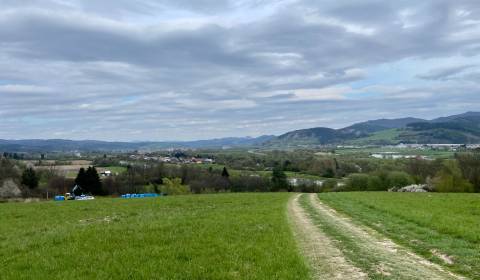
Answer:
85 167 103 195
75 168 87 189
75 167 103 195
21 167 38 189
221 167 230 178
271 165 289 191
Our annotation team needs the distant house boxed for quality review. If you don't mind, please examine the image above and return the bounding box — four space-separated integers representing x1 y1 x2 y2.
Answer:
100 170 112 177
202 158 214 164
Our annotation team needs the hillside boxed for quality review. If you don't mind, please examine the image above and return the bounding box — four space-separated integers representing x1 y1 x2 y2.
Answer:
0 136 275 153
2 112 479 152
266 112 480 147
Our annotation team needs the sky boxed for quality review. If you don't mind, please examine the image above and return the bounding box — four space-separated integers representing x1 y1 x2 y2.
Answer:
0 0 479 141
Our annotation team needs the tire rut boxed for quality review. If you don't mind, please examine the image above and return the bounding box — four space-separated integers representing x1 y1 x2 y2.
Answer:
288 194 367 280
308 194 465 280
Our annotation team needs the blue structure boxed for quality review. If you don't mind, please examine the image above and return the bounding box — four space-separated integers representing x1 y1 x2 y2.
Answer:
121 193 161 199
54 196 65 201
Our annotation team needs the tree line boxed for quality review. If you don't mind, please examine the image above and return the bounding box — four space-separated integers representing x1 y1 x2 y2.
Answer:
1 151 480 199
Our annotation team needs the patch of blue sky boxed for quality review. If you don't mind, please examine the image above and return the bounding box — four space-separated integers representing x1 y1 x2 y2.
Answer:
20 117 50 126
350 58 423 89
0 80 15 85
120 95 141 104
344 92 380 99
348 55 477 92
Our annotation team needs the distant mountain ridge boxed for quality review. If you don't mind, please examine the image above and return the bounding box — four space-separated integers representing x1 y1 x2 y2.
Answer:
266 112 480 147
1 112 479 152
0 136 275 152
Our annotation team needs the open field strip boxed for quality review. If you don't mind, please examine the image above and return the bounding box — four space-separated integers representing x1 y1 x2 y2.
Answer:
317 192 480 279
0 193 309 280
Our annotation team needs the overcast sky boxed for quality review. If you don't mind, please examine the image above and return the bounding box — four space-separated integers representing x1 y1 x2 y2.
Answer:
0 0 479 141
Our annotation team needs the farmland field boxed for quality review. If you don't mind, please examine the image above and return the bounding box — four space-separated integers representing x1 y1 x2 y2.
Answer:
0 193 309 280
2 192 479 280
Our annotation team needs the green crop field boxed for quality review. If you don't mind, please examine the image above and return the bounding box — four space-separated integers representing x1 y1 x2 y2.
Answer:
0 193 309 280
317 192 480 279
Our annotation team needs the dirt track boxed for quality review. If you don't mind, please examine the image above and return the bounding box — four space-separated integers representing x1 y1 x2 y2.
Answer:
289 193 465 280
288 194 367 279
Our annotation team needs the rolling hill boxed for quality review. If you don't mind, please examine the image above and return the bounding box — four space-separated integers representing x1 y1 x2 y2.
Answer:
265 112 480 147
1 112 479 152
0 136 275 153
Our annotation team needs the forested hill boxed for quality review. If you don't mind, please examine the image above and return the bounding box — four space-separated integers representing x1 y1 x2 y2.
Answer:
265 112 480 147
2 112 479 152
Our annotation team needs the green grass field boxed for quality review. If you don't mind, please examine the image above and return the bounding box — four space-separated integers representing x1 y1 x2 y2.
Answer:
64 165 127 178
0 193 309 280
347 128 401 145
3 192 479 279
194 163 325 181
317 192 480 279
334 146 456 159
103 166 128 174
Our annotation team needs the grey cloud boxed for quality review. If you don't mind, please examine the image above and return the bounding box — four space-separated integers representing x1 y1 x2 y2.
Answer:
0 0 479 140
417 65 477 81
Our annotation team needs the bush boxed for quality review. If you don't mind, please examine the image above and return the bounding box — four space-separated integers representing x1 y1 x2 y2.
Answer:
456 153 480 192
406 158 442 184
387 171 414 188
292 182 322 193
161 178 190 195
367 175 387 191
230 176 271 192
345 174 370 191
321 179 337 192
433 161 474 193
141 183 159 194
21 167 39 189
47 176 74 194
102 177 122 195
0 158 20 183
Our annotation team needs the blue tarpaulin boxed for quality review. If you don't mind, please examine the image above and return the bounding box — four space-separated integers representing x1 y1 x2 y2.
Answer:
121 193 161 199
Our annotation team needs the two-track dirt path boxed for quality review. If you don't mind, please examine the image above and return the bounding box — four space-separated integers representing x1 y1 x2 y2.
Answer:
288 194 367 279
288 193 465 280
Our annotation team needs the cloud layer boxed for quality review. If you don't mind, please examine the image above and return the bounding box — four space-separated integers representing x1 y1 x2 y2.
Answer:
0 0 479 140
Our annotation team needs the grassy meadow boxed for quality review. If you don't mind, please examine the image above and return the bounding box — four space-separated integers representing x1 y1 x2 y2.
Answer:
0 193 309 280
318 192 480 279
